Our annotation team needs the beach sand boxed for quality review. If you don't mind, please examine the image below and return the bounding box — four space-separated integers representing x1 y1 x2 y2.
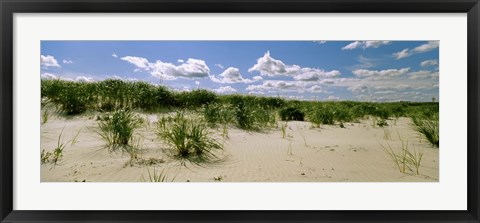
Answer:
40 112 439 182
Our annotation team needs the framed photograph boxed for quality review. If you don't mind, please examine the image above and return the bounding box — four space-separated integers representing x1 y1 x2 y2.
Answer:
1 0 479 222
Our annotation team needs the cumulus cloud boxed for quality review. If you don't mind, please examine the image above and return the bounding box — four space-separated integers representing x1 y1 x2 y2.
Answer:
178 59 184 63
246 80 329 94
352 67 410 78
121 56 150 69
75 76 95 82
307 85 327 93
121 56 211 80
41 73 58 80
214 86 237 94
112 53 118 58
342 41 390 50
62 59 73 64
248 51 287 76
210 67 261 84
413 41 439 53
293 70 341 81
393 41 439 59
215 64 224 69
248 51 341 80
408 70 439 79
41 55 61 68
420 59 438 67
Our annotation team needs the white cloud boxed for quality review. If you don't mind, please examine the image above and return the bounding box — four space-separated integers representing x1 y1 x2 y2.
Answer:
413 41 439 53
246 80 328 93
215 64 224 69
41 55 61 68
41 73 58 80
210 67 262 84
342 41 390 50
325 96 340 101
314 41 327 44
252 76 263 81
293 70 341 81
420 59 438 67
393 49 411 59
323 66 438 102
247 91 265 95
248 51 287 76
75 76 95 82
307 85 327 93
195 81 200 86
352 67 410 78
393 41 439 59
121 56 149 69
246 80 299 92
364 41 391 48
408 70 439 79
214 86 237 94
121 56 211 80
178 59 184 63
248 51 341 81
62 59 73 64
109 75 138 82
112 53 118 58
342 41 363 50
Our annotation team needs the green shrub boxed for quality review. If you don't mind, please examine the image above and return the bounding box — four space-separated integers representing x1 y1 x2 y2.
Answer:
279 107 305 121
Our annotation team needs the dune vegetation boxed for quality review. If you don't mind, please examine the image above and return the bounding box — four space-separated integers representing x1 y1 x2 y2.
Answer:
41 79 439 181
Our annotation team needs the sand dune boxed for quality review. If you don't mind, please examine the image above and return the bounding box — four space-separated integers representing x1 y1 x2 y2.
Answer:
41 113 439 182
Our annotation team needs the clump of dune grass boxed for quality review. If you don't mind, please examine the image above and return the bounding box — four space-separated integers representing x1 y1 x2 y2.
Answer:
203 103 234 139
41 149 52 165
380 140 424 175
377 119 388 127
308 106 335 127
96 109 142 150
411 114 439 148
70 128 82 146
41 127 69 166
232 101 275 131
157 112 223 164
41 110 49 124
142 167 175 182
213 175 224 181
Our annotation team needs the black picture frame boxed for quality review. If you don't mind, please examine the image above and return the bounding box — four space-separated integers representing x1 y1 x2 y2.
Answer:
1 0 479 222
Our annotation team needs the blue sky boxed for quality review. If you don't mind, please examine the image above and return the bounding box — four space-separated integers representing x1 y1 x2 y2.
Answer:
41 41 439 102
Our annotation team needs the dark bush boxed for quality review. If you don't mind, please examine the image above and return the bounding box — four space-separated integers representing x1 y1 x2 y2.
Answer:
279 107 305 121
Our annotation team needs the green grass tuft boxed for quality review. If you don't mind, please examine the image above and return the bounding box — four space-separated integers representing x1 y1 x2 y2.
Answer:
96 109 142 150
411 114 439 148
157 112 223 164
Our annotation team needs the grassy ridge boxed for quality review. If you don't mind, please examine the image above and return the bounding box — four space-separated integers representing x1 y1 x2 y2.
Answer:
41 79 438 117
42 79 439 147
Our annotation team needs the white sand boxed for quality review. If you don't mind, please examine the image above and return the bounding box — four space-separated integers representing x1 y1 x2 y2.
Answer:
41 112 439 182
